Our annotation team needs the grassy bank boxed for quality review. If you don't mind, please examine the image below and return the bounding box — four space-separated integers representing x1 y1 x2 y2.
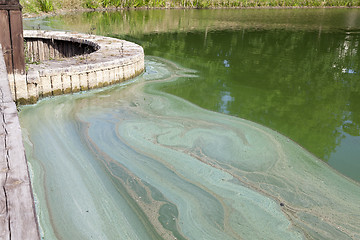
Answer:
20 0 360 14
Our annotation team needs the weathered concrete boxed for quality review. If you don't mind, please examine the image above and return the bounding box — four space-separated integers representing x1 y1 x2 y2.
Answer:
12 30 145 104
0 44 40 239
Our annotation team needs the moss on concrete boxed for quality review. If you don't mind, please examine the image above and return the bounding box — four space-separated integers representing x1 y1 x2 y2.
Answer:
80 85 88 91
64 88 72 94
53 89 63 96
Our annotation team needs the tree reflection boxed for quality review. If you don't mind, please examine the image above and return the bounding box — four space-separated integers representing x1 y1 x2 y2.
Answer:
24 8 360 181
134 29 360 165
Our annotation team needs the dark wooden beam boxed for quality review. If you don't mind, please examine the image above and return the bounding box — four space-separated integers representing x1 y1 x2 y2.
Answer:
0 10 13 74
0 0 22 9
0 0 25 75
9 9 25 74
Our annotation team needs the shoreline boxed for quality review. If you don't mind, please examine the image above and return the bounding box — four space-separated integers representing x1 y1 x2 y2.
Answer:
22 5 360 19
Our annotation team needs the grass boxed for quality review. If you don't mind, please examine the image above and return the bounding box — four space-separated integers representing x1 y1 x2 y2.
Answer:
20 0 360 13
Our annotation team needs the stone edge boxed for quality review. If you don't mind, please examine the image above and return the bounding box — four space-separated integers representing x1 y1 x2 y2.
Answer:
14 30 145 104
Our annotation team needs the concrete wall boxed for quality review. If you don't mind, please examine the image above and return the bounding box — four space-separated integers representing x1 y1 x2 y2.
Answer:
12 31 145 105
0 44 40 240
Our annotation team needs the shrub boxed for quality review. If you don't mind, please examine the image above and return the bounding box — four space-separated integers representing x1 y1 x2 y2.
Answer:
37 0 54 12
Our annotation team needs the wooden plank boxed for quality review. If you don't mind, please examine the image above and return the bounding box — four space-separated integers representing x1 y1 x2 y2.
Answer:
43 39 49 60
38 40 44 62
3 103 40 240
49 40 55 60
0 0 19 5
9 9 25 74
0 48 10 239
0 10 12 74
0 45 13 103
60 40 65 58
27 40 33 62
69 42 74 57
0 44 40 240
0 109 10 240
33 40 39 62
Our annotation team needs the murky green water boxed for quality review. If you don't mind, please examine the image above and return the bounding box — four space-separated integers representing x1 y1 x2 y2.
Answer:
25 8 360 182
21 9 360 240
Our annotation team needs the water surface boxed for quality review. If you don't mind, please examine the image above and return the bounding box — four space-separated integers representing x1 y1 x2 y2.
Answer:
21 9 360 239
21 57 360 239
24 8 360 181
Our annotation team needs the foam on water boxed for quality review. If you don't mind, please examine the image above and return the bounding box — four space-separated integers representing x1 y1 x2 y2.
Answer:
20 57 360 240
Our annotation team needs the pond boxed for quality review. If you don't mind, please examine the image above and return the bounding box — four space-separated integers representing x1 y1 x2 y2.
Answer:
21 9 360 240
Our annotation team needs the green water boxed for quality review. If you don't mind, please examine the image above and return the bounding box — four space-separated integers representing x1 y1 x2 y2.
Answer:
21 9 360 240
25 8 360 182
139 29 360 182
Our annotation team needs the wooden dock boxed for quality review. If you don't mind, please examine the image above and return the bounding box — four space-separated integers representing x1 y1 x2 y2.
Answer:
0 44 40 240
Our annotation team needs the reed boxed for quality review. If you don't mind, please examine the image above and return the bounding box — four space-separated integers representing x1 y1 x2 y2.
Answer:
37 0 54 12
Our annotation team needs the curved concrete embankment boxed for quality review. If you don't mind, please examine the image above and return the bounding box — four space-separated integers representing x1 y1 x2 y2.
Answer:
0 44 40 239
11 30 144 104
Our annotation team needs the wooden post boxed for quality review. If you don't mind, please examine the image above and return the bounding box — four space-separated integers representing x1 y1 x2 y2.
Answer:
0 0 25 75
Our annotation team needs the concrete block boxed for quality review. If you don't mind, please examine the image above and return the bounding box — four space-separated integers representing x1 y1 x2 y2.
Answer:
129 63 135 77
51 74 62 95
71 74 80 92
26 71 40 104
62 74 71 94
79 73 88 91
14 74 28 103
40 75 52 97
114 66 120 82
109 67 115 83
96 70 104 87
88 71 97 89
103 69 110 85
26 70 40 84
7 74 16 100
138 59 144 73
123 65 130 80
26 83 38 104
116 66 124 83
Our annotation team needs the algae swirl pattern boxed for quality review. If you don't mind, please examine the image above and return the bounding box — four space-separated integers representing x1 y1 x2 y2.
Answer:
20 57 360 240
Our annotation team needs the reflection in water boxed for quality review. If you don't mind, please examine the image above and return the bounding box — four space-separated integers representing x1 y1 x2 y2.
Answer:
23 9 360 181
23 8 360 36
219 91 233 114
132 29 360 182
20 57 360 240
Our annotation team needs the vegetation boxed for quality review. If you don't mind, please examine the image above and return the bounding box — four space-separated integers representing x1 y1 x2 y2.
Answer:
20 0 360 14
